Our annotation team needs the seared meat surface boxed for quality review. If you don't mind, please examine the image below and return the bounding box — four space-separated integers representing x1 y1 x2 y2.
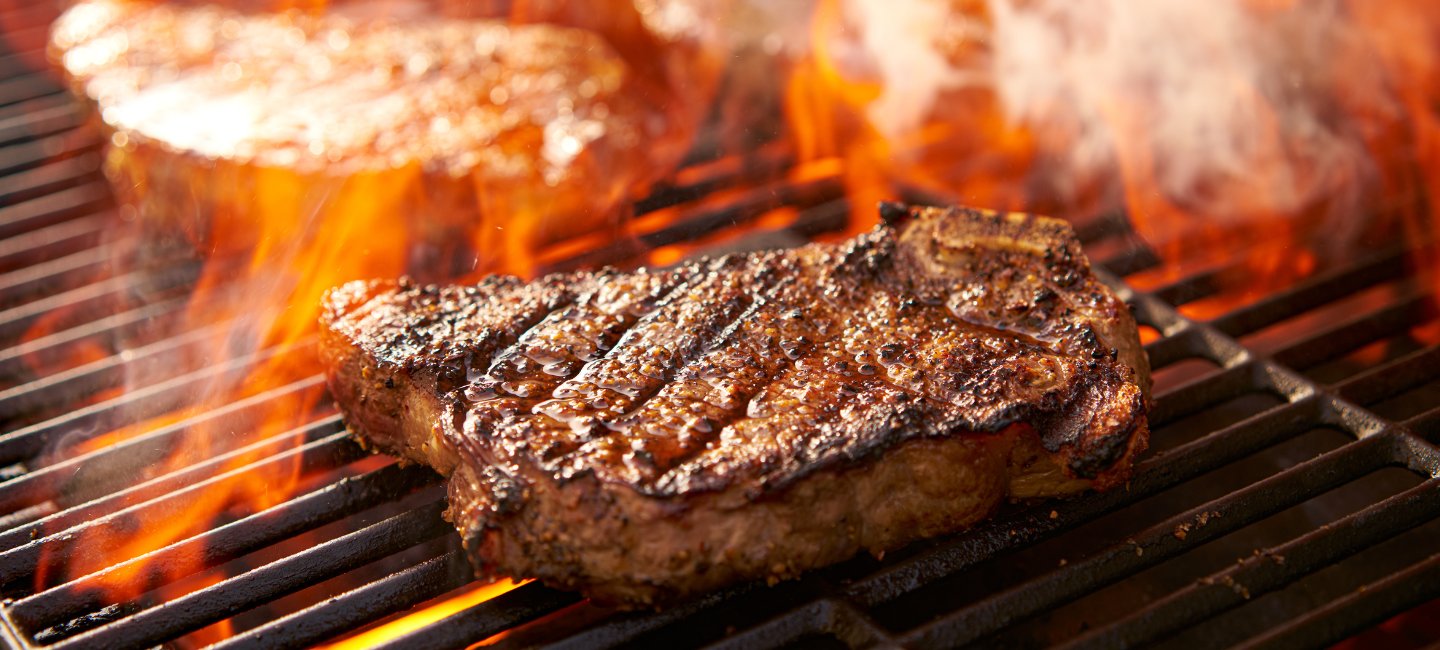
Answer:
49 0 713 273
321 204 1150 606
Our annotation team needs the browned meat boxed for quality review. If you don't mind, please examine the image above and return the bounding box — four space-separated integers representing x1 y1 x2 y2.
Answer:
320 204 1151 606
48 0 717 275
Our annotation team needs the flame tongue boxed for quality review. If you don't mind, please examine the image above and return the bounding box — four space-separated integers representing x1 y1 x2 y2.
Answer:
32 0 732 643
23 0 1440 643
786 0 1440 311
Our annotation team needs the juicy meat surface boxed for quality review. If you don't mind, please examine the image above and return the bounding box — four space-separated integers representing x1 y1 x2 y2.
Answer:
48 0 715 272
321 204 1151 606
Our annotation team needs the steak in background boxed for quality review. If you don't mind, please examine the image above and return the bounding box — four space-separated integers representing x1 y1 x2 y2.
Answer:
48 0 717 276
320 204 1150 606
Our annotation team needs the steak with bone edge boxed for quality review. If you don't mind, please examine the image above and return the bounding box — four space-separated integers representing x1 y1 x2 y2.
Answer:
321 203 1151 606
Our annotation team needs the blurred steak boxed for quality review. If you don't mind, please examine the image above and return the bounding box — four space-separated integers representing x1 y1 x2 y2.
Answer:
320 204 1151 606
49 0 714 275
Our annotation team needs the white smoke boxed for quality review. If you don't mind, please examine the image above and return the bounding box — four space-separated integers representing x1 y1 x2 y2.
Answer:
833 0 1390 245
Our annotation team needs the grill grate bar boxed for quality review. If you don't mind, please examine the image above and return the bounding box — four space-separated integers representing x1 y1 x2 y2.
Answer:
1271 290 1436 371
1148 360 1258 428
0 97 81 145
0 374 328 521
0 246 114 312
1236 551 1440 650
1141 326 1212 371
546 588 761 650
1063 463 1440 650
211 550 473 650
0 413 343 553
0 295 187 384
551 174 844 272
0 412 357 590
0 132 98 179
898 431 1404 648
1144 268 1226 308
1094 241 1161 277
842 388 1322 609
1067 210 1133 244
707 598 896 650
1127 247 1297 308
0 73 63 110
0 266 194 346
9 462 439 633
0 182 109 242
40 500 452 650
0 215 105 277
371 581 583 650
1209 246 1416 338
0 340 310 467
0 319 233 422
0 377 324 521
632 141 794 216
1334 344 1440 406
1128 291 1188 334
0 154 98 206
1145 243 1411 325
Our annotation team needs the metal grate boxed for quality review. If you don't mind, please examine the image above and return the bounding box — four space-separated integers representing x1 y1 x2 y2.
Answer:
2 10 1440 650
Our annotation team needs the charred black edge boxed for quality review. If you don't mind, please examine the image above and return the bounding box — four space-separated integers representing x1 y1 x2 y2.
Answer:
878 200 914 225
1071 417 1146 479
1065 389 1148 480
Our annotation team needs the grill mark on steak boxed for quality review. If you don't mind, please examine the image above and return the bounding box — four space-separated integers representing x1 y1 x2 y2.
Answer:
756 375 944 496
666 305 957 495
609 260 827 480
321 203 1152 606
656 225 1111 494
456 268 692 467
367 274 581 388
469 271 675 403
551 236 898 482
450 261 711 473
452 280 606 456
635 231 955 487
512 254 789 482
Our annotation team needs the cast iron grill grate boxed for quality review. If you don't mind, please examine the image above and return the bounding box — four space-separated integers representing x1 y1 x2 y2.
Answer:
0 12 1438 650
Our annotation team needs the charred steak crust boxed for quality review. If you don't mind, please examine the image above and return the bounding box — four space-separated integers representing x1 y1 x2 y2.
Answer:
321 204 1151 605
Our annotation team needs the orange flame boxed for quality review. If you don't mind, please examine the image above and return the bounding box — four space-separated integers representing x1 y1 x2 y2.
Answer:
319 579 528 650
23 0 1440 644
29 0 730 643
785 0 1440 317
784 0 894 235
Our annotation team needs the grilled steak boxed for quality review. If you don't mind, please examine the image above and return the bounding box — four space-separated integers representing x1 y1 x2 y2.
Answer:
49 0 716 275
320 204 1151 606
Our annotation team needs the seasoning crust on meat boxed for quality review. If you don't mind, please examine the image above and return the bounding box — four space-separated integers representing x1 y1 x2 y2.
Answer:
321 204 1151 606
48 0 710 270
